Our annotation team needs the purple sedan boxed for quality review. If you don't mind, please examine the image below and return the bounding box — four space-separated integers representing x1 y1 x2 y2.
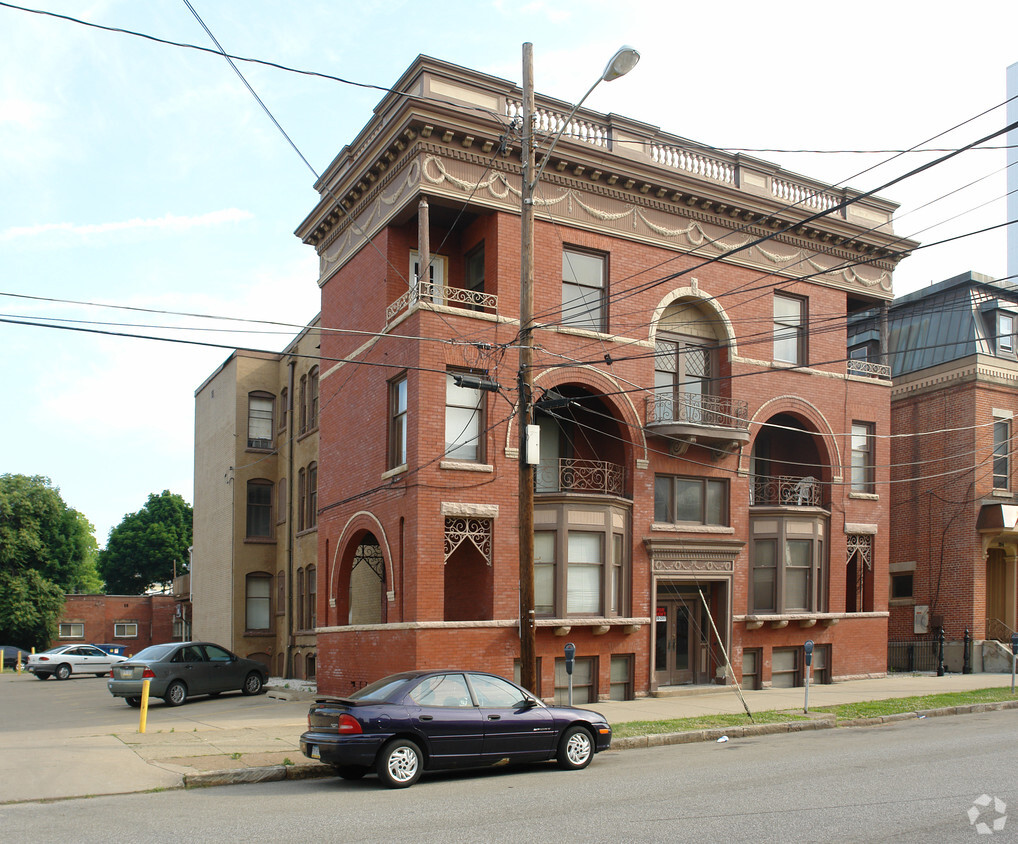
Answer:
300 669 612 788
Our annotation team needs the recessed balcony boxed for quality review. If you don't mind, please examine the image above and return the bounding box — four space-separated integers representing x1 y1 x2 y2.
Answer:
387 281 498 323
645 393 750 452
535 458 625 497
750 475 826 508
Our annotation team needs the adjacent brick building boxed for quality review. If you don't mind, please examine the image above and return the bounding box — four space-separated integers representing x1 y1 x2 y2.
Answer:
191 321 320 678
887 271 1018 670
293 55 912 700
54 593 179 656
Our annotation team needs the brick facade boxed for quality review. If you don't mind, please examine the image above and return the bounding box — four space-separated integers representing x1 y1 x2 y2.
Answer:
55 594 177 656
294 56 910 699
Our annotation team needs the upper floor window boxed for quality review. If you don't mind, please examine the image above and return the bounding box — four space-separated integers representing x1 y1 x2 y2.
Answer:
299 374 308 433
445 372 485 462
248 392 274 449
654 475 728 526
308 367 320 430
562 248 606 331
246 480 273 538
773 294 806 365
999 312 1016 356
279 387 288 431
994 417 1011 490
850 422 875 494
297 468 307 532
296 567 305 630
307 462 318 529
654 337 714 422
410 252 448 304
389 374 408 469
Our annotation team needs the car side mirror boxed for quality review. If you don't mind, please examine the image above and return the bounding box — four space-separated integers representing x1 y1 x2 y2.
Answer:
521 696 538 709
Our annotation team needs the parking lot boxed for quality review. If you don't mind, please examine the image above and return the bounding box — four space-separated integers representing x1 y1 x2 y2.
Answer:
0 671 312 803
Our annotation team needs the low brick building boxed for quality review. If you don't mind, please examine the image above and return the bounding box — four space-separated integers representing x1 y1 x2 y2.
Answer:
54 593 179 656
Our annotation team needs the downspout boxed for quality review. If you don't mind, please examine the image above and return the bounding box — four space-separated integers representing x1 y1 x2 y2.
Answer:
286 359 296 678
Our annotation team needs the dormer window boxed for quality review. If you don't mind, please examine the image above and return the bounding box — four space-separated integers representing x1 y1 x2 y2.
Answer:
998 312 1015 356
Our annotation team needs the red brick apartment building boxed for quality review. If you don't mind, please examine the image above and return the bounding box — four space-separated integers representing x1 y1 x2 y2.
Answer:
887 272 1018 671
292 55 911 700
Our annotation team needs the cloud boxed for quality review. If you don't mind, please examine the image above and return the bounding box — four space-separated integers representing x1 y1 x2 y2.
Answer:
0 209 255 244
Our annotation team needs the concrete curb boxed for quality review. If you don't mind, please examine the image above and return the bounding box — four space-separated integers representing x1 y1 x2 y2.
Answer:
181 699 1018 789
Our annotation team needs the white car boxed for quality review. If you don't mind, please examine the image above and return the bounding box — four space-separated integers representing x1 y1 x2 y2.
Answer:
27 644 129 680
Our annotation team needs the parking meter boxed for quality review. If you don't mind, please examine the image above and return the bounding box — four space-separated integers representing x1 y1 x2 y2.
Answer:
564 643 576 705
1011 634 1018 694
803 640 814 713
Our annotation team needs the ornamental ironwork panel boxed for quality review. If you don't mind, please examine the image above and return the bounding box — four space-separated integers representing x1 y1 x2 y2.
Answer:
351 539 385 581
444 516 492 565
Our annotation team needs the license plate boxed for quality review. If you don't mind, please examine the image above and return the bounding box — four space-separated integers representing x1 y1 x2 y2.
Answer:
310 745 320 760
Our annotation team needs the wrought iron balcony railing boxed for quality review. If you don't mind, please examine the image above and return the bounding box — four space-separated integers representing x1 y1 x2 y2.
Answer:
387 281 498 322
535 458 624 497
847 359 891 380
751 475 824 507
645 393 749 431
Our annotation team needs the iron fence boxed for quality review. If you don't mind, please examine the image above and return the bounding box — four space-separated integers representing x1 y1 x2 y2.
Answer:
887 639 939 672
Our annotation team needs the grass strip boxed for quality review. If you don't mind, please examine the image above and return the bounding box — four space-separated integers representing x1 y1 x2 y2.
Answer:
611 686 1017 739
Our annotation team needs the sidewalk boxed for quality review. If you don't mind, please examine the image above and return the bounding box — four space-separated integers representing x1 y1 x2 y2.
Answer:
3 671 1015 803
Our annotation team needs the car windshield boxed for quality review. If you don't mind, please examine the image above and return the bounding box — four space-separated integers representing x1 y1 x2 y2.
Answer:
129 644 177 662
348 674 418 702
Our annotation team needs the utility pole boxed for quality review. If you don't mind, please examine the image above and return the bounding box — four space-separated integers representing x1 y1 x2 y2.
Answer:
518 41 537 694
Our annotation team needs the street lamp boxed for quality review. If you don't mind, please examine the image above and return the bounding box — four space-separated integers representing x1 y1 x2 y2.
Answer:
518 43 640 694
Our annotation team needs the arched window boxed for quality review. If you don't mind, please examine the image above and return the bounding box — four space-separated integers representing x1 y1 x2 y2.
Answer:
247 392 274 449
299 374 308 434
246 480 273 538
307 462 318 529
297 468 307 532
308 367 319 430
245 573 272 630
307 564 317 629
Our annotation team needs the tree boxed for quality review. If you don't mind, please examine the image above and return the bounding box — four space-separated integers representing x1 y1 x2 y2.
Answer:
0 474 102 648
98 491 192 594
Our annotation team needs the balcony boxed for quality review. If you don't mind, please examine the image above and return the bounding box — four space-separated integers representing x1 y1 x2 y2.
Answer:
536 459 624 497
387 281 498 323
645 394 750 453
751 475 825 508
847 359 891 380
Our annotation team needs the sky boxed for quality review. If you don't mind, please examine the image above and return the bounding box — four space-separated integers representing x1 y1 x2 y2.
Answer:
1 0 1016 545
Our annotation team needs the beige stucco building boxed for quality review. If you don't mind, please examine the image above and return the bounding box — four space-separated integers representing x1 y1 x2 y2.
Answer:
192 319 320 679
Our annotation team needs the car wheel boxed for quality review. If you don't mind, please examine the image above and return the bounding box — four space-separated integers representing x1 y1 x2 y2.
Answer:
35 672 51 680
126 697 142 708
164 680 187 706
241 672 263 696
557 726 594 770
376 739 422 788
55 664 71 681
333 765 369 780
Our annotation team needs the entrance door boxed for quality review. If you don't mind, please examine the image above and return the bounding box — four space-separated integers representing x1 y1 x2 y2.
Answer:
655 598 696 685
986 548 1007 638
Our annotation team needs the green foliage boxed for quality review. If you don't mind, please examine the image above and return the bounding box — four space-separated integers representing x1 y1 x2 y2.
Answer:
0 474 102 648
0 568 65 650
0 474 101 591
98 490 192 594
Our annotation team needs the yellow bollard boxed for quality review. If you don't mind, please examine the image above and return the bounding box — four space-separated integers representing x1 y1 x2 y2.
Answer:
139 679 151 734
